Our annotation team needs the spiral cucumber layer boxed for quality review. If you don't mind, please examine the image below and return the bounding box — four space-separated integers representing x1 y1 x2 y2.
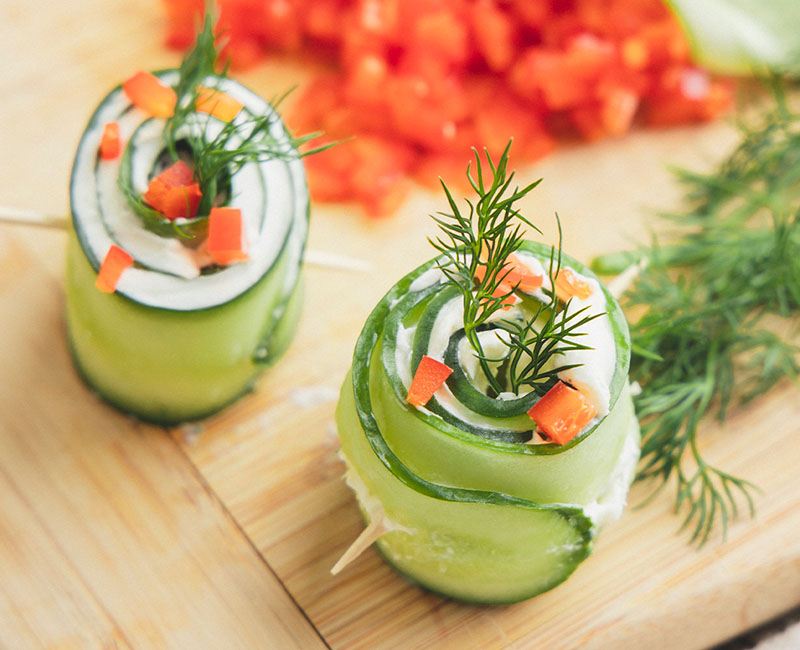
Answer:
336 242 640 603
66 72 308 424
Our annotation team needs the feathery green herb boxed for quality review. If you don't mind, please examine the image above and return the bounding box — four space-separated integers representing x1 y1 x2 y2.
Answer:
430 142 599 396
594 86 800 544
123 4 329 232
496 299 599 397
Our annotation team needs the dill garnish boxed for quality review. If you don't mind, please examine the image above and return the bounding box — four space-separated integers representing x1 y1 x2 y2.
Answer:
595 86 800 544
123 4 329 233
430 142 599 397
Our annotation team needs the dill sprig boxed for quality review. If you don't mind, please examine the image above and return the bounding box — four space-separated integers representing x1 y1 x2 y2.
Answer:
430 142 539 394
496 305 599 396
596 86 800 544
494 218 602 395
164 6 222 161
125 3 330 232
182 94 330 216
430 141 597 396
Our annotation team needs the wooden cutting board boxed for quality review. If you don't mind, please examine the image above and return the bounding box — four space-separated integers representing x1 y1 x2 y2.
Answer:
1 1 798 648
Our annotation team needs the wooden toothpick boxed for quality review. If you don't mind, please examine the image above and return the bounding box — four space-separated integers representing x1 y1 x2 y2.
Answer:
0 205 371 272
331 506 388 575
0 206 69 230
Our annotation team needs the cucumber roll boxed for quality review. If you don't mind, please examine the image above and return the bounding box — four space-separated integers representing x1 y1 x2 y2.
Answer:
334 145 640 603
66 16 311 424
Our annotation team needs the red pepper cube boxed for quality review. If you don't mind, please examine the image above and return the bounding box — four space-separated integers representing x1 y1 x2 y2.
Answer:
527 381 596 445
208 207 248 266
195 86 244 122
502 253 544 292
99 122 121 160
123 71 177 118
406 356 453 407
143 160 202 221
554 268 593 302
96 245 134 294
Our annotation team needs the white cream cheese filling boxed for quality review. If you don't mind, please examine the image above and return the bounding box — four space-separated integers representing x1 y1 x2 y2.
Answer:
396 253 616 435
71 71 307 311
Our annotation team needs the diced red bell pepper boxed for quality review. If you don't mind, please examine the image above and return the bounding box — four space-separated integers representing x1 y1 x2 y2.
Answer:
644 66 733 126
570 84 640 141
470 1 517 72
143 160 202 221
554 268 593 301
96 245 134 293
207 206 248 265
406 356 453 407
99 122 121 160
196 86 244 122
474 252 543 293
163 0 204 49
502 253 544 292
257 0 303 52
527 380 596 445
123 71 177 118
410 8 468 65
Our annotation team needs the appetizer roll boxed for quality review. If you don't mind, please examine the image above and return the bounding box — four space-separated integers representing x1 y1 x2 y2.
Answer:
335 147 640 603
66 19 309 424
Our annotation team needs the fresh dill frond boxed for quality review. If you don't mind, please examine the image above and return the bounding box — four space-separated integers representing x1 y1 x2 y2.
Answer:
498 218 602 394
430 142 539 393
495 302 598 396
124 1 330 231
430 141 596 397
185 102 331 216
601 87 800 545
164 5 222 162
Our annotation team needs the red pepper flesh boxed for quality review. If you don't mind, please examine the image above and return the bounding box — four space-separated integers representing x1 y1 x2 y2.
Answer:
207 206 248 265
96 245 134 294
406 355 453 407
527 380 596 445
143 160 203 221
123 71 177 118
99 122 121 160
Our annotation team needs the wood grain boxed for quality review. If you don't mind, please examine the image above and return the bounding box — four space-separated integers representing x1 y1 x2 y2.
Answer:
2 1 799 648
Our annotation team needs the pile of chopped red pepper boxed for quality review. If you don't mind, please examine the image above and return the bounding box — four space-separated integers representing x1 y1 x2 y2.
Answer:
163 0 734 216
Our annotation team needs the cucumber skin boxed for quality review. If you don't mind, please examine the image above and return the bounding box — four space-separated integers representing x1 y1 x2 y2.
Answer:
65 231 303 425
334 243 638 603
337 375 596 604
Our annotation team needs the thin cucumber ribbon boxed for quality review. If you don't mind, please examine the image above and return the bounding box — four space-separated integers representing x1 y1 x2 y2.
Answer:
338 241 638 602
349 238 633 509
71 70 307 312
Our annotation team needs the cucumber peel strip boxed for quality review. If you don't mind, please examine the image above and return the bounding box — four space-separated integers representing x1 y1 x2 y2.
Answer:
338 241 638 602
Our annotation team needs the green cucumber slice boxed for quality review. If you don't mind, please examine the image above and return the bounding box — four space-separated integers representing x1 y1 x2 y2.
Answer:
337 378 594 604
335 242 640 602
65 231 303 425
666 0 800 77
66 70 309 423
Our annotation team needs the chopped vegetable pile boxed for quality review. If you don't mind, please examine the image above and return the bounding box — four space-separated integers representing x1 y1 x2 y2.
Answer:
163 0 734 216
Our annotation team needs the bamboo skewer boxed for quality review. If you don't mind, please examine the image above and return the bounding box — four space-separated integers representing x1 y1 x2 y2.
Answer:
607 258 648 299
0 205 371 272
330 506 388 576
0 206 69 230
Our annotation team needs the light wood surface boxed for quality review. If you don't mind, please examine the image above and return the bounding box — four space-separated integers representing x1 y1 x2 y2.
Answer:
1 1 799 648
